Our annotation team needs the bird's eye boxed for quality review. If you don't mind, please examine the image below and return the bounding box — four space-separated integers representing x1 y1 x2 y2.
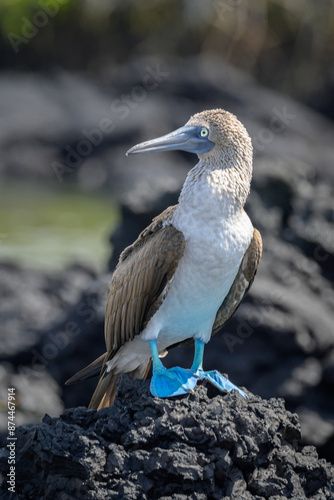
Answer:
200 128 209 138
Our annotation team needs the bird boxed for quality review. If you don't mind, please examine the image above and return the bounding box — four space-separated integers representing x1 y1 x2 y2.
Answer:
66 108 262 410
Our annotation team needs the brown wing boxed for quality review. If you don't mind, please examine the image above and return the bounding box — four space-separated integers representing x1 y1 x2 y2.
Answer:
87 206 185 409
103 205 185 360
212 227 262 335
66 205 184 393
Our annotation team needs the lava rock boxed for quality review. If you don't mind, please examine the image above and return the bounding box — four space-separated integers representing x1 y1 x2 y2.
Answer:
0 262 98 437
0 377 333 499
1 58 334 464
0 262 96 358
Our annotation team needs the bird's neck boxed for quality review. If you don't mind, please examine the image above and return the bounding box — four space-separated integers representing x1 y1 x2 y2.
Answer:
178 157 252 219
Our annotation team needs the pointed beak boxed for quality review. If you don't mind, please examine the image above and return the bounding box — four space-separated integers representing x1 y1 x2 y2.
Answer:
126 125 215 156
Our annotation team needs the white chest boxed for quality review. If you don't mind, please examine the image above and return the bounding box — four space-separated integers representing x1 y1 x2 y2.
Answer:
168 207 252 330
142 172 254 346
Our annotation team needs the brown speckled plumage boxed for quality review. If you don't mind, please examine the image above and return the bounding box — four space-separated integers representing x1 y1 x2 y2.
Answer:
66 109 262 410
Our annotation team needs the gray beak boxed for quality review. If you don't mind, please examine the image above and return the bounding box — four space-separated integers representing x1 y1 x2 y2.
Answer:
126 125 215 156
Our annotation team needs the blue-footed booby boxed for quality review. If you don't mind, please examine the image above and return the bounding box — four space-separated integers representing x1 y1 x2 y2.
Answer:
66 109 262 410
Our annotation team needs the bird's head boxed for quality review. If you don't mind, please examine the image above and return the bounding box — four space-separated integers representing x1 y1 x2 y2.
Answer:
127 109 253 205
126 108 252 168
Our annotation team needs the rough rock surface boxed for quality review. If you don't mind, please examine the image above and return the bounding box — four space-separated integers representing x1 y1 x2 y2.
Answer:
0 263 98 433
0 377 333 499
1 58 334 463
0 262 97 358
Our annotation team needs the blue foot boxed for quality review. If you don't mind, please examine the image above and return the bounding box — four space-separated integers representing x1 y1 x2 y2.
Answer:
190 339 247 399
195 369 247 399
150 366 199 398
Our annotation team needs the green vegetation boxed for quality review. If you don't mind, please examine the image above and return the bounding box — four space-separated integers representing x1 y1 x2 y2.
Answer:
0 0 333 101
0 0 72 35
0 180 119 270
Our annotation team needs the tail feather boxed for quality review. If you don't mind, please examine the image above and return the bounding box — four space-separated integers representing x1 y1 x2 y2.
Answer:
65 353 107 386
88 359 152 410
89 371 121 410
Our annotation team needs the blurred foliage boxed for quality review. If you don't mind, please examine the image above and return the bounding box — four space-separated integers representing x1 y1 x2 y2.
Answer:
0 180 120 270
0 0 70 35
0 0 333 112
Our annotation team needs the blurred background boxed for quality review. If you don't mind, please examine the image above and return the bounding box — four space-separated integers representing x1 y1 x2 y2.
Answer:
0 0 333 463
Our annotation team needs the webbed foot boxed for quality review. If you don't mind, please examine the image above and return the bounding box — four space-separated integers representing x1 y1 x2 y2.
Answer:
195 369 247 398
150 366 198 398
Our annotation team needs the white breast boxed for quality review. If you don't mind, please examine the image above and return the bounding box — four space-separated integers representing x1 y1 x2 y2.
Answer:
141 166 254 347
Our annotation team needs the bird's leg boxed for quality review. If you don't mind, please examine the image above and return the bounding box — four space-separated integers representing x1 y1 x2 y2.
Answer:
191 339 247 399
149 339 198 398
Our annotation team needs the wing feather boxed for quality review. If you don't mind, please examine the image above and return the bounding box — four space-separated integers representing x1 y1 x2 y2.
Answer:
212 227 262 335
103 206 185 363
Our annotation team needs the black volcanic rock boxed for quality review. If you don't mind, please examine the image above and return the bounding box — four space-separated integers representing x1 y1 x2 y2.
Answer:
0 377 333 499
0 262 96 358
0 262 99 435
1 58 334 464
